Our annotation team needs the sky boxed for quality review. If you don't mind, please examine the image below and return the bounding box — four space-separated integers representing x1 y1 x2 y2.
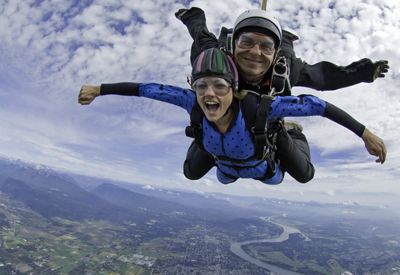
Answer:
0 0 399 208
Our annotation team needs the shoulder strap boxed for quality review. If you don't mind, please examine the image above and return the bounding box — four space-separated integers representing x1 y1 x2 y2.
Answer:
251 94 274 159
185 100 204 149
241 91 259 131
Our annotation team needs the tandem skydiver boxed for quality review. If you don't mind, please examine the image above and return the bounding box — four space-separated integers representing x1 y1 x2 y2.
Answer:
78 47 386 184
175 7 389 183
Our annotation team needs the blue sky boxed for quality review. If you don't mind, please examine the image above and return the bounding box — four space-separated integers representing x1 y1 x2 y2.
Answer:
0 0 399 207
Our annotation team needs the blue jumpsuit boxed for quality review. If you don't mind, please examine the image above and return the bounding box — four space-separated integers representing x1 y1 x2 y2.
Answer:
138 83 328 185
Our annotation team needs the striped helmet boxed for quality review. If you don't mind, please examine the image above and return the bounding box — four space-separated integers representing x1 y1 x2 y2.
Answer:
191 48 239 92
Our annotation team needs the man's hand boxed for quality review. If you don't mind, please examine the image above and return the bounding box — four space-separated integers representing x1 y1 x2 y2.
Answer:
372 60 389 81
78 85 101 105
362 128 387 164
175 8 188 20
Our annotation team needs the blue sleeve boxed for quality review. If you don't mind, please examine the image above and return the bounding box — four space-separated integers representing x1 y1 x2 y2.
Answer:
269 95 326 119
138 83 195 114
269 95 365 137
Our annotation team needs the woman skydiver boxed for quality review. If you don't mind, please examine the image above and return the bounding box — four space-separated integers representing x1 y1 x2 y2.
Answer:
78 48 386 185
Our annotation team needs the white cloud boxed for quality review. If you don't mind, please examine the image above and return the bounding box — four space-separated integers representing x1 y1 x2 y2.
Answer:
0 0 399 207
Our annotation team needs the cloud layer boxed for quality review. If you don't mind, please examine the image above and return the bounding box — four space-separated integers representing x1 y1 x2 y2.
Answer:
0 0 399 207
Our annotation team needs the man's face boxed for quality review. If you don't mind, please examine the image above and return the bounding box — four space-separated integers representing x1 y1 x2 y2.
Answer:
234 32 276 83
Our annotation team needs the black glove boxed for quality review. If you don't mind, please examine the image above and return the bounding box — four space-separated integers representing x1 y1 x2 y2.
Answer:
372 60 389 80
175 7 205 23
175 8 188 20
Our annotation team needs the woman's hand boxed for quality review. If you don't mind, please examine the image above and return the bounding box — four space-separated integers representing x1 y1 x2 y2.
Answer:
362 128 387 164
78 85 101 105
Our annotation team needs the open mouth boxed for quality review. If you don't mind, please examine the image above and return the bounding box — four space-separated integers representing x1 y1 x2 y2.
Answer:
205 101 220 112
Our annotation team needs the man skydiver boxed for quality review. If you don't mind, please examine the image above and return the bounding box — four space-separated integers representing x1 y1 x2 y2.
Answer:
176 7 389 183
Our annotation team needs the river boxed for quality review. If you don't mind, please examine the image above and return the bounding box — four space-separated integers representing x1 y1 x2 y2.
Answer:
230 216 309 275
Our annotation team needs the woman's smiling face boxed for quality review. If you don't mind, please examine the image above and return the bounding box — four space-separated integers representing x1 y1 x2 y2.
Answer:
193 76 233 123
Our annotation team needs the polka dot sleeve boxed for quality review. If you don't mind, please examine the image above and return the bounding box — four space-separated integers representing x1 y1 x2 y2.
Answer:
268 95 326 119
139 83 195 114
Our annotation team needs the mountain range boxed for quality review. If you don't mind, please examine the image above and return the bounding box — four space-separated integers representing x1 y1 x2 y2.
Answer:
1 156 400 274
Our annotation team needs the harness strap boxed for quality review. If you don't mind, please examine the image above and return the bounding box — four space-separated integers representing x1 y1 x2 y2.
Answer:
185 100 204 149
252 94 274 160
241 91 259 131
214 155 265 167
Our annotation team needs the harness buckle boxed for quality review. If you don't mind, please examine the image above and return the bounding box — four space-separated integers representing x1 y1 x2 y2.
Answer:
270 56 290 95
